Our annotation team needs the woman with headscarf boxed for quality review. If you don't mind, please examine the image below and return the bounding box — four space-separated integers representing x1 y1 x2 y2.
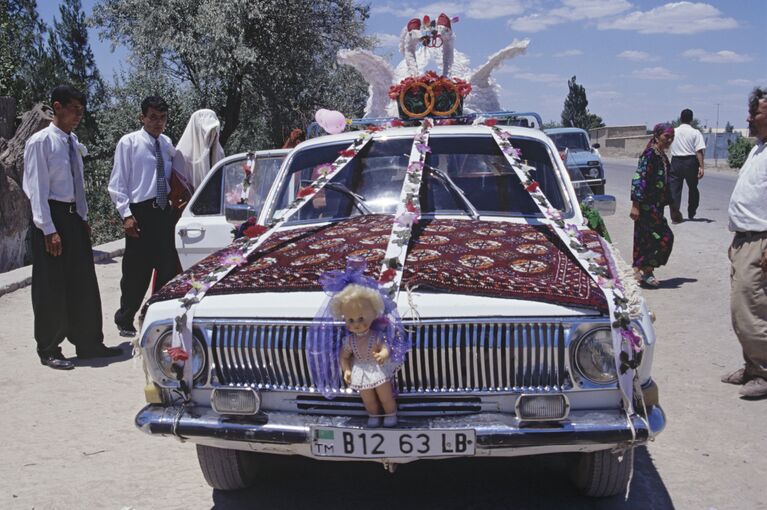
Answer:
630 123 675 287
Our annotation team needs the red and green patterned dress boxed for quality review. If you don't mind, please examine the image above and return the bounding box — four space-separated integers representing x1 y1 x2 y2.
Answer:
631 146 674 269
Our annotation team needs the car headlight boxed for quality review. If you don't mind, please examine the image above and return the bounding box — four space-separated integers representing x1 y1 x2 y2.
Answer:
587 160 600 167
573 328 617 384
155 331 206 382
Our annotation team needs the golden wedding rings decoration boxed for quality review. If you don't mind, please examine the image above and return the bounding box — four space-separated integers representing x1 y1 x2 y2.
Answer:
398 80 461 118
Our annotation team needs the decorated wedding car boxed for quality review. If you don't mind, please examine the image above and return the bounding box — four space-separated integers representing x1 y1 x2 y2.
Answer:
135 15 665 498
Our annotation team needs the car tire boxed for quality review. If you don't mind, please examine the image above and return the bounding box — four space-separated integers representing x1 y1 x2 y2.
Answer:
590 184 605 195
569 448 633 497
196 444 259 490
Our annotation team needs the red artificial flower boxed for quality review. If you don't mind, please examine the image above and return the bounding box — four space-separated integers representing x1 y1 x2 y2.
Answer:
405 200 418 213
243 224 268 238
390 119 404 127
242 163 252 176
338 149 356 158
525 181 540 192
484 119 498 126
297 186 315 198
366 125 384 132
167 347 189 362
379 268 397 283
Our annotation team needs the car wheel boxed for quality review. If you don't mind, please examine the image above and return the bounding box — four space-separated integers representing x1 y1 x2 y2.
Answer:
590 184 605 195
569 448 633 497
196 444 259 490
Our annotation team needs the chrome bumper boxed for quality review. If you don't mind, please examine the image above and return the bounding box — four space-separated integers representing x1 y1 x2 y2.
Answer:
135 404 666 460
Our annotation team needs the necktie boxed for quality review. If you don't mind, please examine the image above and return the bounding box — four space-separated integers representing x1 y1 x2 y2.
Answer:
154 137 168 209
68 136 87 220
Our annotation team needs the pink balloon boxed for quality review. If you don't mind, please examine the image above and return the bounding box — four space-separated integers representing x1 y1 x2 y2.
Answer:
315 108 346 134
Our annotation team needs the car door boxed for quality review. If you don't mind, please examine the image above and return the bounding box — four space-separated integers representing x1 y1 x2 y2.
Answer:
175 149 290 269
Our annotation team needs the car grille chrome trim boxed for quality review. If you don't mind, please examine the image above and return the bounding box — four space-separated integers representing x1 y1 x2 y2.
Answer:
202 319 576 393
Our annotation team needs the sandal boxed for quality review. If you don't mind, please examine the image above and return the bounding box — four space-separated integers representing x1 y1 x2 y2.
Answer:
641 273 660 288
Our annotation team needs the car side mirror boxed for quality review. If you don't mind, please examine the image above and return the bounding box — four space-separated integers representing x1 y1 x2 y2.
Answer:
225 203 257 223
586 194 615 216
592 143 600 149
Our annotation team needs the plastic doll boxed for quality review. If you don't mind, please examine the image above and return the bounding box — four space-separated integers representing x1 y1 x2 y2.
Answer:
330 284 399 427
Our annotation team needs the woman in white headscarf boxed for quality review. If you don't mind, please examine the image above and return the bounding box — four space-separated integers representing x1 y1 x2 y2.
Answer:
173 109 226 190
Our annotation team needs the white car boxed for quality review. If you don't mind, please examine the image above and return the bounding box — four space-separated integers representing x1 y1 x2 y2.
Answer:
175 149 291 269
138 121 664 497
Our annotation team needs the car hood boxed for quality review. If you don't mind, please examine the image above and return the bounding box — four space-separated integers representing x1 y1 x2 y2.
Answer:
566 150 600 166
146 215 609 315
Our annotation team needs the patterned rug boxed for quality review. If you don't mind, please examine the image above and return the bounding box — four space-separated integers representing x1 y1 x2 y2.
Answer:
148 215 610 312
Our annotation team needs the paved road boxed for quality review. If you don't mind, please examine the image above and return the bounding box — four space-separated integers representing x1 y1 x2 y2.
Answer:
0 159 764 510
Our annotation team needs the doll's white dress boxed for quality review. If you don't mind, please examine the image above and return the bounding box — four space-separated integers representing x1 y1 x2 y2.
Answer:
343 332 398 390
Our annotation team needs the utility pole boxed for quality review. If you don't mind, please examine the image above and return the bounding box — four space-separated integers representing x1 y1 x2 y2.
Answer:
714 103 720 165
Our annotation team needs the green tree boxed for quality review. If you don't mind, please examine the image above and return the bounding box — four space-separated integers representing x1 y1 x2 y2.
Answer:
92 0 372 151
2 0 54 108
727 136 754 169
561 75 604 131
48 0 106 145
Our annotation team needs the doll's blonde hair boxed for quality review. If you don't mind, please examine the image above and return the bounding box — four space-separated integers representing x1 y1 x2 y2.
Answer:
329 284 385 320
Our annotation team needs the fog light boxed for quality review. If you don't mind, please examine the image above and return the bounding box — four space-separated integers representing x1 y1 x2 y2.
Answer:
211 387 261 415
515 394 570 421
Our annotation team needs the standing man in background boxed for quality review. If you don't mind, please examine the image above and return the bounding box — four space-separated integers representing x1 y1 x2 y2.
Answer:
109 96 179 337
669 108 706 223
23 85 122 369
722 87 767 399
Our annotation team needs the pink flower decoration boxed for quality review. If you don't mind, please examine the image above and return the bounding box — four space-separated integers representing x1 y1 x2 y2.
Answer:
396 210 419 226
407 161 424 173
503 145 522 159
415 143 431 154
546 208 563 220
314 163 333 177
621 328 643 353
222 253 248 267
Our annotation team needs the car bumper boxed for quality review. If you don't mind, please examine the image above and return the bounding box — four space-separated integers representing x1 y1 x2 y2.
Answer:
135 404 666 462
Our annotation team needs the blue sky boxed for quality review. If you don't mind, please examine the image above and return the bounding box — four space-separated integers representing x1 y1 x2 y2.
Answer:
40 0 766 129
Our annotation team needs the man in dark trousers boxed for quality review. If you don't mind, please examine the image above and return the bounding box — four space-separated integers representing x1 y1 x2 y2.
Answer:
669 108 706 223
109 96 179 337
22 85 122 369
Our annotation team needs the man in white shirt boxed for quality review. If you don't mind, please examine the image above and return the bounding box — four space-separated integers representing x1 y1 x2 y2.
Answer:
23 85 122 370
108 96 179 337
721 87 767 399
669 108 706 223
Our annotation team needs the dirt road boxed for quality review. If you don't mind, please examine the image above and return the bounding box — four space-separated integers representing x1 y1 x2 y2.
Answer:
0 159 764 510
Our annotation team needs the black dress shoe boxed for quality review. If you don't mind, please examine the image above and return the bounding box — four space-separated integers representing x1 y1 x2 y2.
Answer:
77 344 123 359
116 322 137 337
40 354 74 370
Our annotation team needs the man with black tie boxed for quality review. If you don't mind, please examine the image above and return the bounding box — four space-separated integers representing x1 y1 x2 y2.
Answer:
109 96 179 337
23 84 122 369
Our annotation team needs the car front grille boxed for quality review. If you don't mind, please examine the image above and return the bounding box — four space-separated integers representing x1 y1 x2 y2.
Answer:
201 320 572 394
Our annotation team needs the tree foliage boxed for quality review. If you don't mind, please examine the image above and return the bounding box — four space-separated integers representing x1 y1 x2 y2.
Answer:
561 75 604 131
91 0 372 151
727 136 754 169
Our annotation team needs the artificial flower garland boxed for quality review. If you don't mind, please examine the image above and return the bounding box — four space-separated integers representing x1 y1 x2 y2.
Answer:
389 71 472 119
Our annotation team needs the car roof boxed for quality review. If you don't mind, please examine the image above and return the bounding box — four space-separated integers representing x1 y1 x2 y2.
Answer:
295 124 555 150
543 127 588 135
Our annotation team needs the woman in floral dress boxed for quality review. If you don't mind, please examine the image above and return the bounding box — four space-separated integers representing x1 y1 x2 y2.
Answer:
630 123 675 287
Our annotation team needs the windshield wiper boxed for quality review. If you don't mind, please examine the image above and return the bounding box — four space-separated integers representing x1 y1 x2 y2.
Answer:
413 158 480 220
323 182 372 215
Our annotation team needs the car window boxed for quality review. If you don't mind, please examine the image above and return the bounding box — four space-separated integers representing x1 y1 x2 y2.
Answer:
268 134 564 224
548 132 590 152
222 156 284 222
191 166 223 215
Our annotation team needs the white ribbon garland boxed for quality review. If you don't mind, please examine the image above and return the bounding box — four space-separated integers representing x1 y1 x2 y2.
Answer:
483 123 640 415
377 119 432 300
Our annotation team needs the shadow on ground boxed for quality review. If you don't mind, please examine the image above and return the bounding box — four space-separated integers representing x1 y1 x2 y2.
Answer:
658 277 697 289
211 446 673 510
70 341 133 367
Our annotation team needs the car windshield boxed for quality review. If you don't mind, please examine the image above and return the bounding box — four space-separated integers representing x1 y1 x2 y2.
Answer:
548 132 590 152
267 134 566 225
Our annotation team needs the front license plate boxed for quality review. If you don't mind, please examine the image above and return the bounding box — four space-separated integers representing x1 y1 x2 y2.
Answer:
310 427 476 458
